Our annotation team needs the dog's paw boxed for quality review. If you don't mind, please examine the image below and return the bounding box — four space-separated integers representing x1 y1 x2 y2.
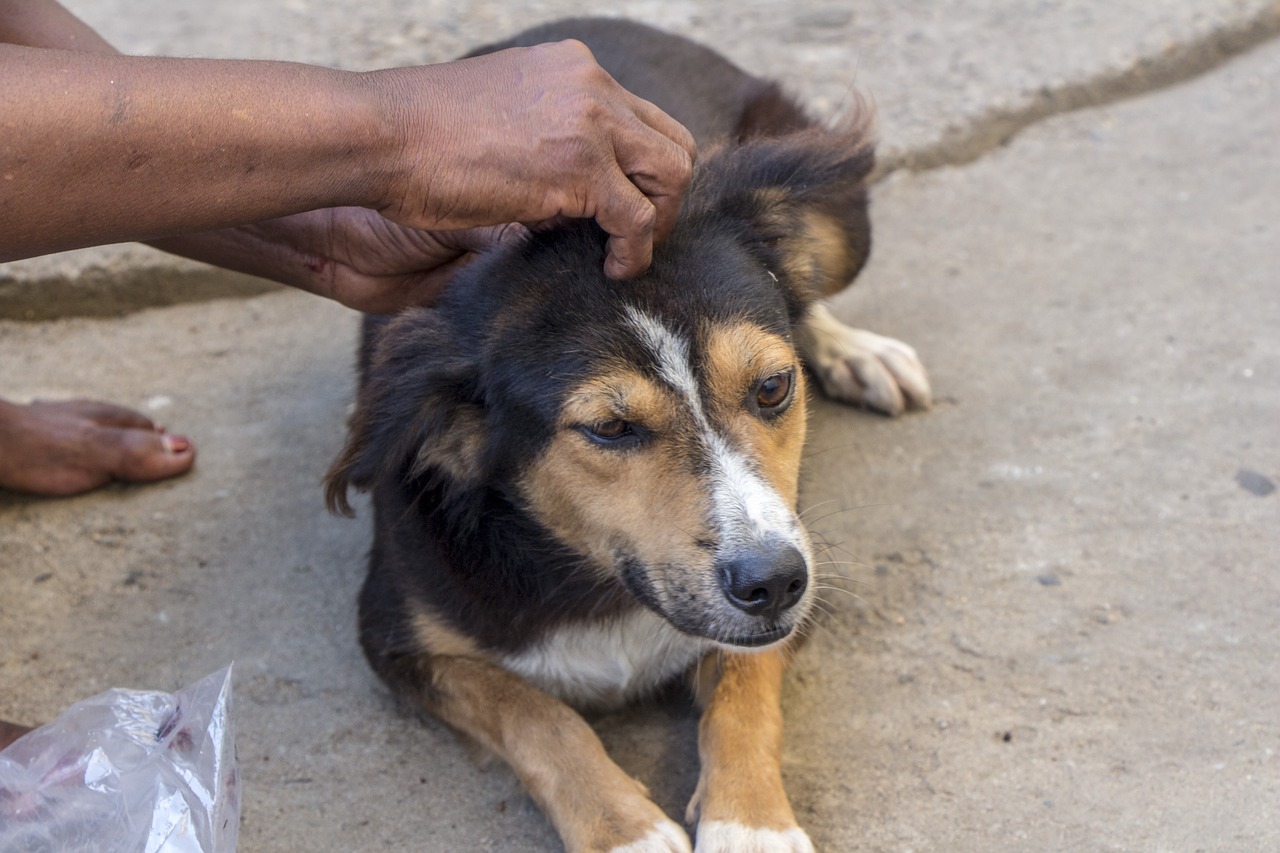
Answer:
797 303 931 416
694 821 815 853
607 818 693 853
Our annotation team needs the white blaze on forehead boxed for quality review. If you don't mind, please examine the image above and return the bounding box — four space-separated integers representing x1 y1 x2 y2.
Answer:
623 307 805 554
624 305 701 409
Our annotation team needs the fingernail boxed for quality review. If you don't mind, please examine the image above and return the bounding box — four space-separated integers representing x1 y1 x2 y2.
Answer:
163 435 191 454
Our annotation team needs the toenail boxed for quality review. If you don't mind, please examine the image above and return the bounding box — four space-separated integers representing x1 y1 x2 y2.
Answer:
163 435 191 454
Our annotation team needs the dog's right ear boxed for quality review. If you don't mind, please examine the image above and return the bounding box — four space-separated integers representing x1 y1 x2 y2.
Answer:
692 99 878 313
324 309 487 517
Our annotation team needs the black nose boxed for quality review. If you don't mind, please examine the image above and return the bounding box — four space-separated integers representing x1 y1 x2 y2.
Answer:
720 546 808 618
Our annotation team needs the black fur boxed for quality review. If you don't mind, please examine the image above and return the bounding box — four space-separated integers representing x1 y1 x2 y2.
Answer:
326 17 877 696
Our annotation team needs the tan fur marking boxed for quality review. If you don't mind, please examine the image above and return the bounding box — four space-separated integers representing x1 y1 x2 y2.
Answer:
744 188 821 290
749 192 863 298
410 607 483 659
560 371 676 441
423 656 681 852
802 210 860 296
413 402 487 483
687 649 800 832
519 370 712 582
702 323 808 507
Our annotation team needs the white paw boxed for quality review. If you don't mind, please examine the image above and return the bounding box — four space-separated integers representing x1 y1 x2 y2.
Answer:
695 821 815 853
797 303 931 416
609 819 694 853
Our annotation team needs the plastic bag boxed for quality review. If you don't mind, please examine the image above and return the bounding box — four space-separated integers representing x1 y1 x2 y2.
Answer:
0 666 238 853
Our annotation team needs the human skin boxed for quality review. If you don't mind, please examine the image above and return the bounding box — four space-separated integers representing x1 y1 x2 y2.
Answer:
0 1 696 290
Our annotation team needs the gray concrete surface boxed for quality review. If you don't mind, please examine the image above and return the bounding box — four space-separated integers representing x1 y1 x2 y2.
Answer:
2 2 1278 851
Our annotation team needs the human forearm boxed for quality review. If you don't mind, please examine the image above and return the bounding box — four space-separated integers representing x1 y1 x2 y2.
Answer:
0 46 400 262
1 3 695 280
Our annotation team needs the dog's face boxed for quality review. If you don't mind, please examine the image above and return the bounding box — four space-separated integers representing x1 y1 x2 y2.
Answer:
513 242 814 648
327 127 875 650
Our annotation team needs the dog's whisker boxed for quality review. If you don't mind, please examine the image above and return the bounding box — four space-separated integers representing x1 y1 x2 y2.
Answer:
811 584 864 603
806 598 837 620
811 565 872 582
802 503 897 527
796 498 841 520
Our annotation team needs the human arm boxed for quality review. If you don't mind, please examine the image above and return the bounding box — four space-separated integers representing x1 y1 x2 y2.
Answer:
0 2 695 290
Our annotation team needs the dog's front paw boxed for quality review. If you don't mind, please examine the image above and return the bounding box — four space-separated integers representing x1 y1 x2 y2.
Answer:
694 821 815 853
607 818 693 853
797 303 931 416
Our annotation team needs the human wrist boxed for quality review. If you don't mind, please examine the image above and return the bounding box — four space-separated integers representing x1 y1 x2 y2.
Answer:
344 65 449 222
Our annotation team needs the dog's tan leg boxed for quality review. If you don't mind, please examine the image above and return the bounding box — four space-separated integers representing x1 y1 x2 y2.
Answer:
687 650 815 853
422 655 691 853
795 302 931 416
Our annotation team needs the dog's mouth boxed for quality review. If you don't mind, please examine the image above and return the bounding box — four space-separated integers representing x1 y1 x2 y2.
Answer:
618 553 809 649
663 607 801 650
715 624 795 648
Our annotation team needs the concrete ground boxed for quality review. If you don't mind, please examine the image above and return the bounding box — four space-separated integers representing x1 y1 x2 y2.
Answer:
2 1 1278 850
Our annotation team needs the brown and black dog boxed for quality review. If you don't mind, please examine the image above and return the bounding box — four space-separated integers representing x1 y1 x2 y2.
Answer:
326 18 929 853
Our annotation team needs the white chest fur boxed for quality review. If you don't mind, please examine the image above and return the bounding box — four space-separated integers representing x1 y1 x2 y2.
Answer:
502 609 711 709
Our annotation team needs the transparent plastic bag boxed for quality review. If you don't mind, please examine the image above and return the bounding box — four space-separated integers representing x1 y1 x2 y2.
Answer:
0 666 238 853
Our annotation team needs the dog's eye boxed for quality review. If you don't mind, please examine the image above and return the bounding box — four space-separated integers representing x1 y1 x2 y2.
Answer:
580 419 644 448
755 371 793 411
591 419 629 439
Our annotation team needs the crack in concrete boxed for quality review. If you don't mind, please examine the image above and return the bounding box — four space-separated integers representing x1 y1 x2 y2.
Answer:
877 4 1280 178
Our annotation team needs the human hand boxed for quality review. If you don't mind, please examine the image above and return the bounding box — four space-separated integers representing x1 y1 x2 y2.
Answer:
154 207 528 313
366 39 696 279
276 207 530 312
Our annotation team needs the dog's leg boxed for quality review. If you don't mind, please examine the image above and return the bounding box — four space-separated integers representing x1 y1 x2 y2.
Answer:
795 302 931 416
687 650 814 853
415 655 692 853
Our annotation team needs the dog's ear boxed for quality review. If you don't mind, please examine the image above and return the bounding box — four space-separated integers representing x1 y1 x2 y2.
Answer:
695 101 877 309
324 309 487 517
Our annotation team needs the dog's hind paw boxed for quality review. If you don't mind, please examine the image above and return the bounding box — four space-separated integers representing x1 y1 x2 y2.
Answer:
797 303 931 416
607 818 694 853
694 821 815 853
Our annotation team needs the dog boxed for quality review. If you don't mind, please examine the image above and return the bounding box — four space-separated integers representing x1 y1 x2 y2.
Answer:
325 18 930 853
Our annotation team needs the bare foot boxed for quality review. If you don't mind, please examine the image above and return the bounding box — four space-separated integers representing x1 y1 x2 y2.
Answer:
0 719 33 751
0 398 195 496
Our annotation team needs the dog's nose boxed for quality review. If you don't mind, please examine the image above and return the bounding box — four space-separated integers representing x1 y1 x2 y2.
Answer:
720 546 808 618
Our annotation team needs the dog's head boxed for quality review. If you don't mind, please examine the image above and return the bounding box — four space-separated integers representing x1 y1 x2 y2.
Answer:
326 120 875 650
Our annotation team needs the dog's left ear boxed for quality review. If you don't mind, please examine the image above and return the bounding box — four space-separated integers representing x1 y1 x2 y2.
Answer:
694 106 878 310
324 309 487 516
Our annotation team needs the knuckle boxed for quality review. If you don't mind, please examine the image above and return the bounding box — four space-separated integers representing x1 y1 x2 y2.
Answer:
631 200 658 232
674 149 694 188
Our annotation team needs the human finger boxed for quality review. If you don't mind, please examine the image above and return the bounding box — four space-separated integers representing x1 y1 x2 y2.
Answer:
608 106 695 251
592 169 659 280
621 93 698 180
